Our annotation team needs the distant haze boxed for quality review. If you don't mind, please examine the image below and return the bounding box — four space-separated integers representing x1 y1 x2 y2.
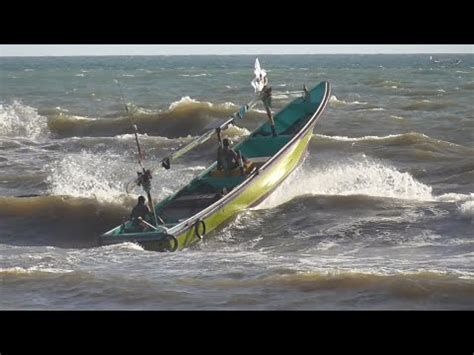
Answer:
0 45 472 56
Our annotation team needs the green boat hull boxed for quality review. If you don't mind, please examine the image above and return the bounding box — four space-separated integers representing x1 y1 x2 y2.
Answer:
100 81 331 251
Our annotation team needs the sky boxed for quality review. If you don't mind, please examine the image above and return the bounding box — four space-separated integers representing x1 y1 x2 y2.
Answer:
0 45 472 56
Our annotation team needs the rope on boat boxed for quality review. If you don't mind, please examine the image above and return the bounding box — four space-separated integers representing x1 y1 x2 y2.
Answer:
194 219 206 240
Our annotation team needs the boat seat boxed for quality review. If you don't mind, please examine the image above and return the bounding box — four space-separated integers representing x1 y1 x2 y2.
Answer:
209 160 257 178
207 156 272 180
247 156 271 164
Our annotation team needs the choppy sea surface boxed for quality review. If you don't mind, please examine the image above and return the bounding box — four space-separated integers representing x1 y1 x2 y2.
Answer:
0 54 473 309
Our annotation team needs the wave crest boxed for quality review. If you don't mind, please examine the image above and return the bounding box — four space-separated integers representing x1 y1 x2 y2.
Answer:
45 97 264 138
329 95 368 106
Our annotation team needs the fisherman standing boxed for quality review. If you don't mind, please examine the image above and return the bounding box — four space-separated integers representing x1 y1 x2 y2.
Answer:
260 77 277 137
252 60 277 137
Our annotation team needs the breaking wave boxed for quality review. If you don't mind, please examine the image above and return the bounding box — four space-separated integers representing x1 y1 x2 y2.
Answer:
44 97 265 138
0 101 49 140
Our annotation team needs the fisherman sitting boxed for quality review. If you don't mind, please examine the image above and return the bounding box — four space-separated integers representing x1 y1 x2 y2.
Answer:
215 138 252 177
130 195 151 229
217 138 240 172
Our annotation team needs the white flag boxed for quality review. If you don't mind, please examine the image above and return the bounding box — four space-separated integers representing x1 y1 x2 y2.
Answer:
251 58 267 93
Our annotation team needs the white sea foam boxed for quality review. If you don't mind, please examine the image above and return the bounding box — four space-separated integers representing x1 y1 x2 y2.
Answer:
0 101 49 140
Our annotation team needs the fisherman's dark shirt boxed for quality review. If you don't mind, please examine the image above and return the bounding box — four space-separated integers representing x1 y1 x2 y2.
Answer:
131 204 150 219
217 147 239 171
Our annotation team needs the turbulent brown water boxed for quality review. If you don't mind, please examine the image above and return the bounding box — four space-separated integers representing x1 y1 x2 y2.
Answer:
1 55 473 309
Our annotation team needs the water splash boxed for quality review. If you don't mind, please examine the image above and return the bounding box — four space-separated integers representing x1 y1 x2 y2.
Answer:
45 150 206 204
46 151 134 203
0 101 49 140
255 155 434 209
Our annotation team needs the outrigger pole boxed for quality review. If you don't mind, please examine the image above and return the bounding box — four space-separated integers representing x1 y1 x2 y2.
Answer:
114 79 161 228
160 95 260 170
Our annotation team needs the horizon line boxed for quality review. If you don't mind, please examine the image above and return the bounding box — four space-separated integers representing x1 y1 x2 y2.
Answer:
1 45 472 56
1 53 472 58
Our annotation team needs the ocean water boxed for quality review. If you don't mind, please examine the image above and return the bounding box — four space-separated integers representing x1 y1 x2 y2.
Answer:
0 54 473 309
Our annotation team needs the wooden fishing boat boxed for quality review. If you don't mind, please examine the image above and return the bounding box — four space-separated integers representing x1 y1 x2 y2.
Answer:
100 75 331 251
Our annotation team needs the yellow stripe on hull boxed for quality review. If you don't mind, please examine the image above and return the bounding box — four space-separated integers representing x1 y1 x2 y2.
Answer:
173 127 314 250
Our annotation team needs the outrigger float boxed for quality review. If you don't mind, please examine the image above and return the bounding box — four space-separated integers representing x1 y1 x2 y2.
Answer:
100 60 331 251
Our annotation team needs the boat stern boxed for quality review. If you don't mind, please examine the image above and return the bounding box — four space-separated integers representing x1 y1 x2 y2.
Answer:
100 225 179 252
